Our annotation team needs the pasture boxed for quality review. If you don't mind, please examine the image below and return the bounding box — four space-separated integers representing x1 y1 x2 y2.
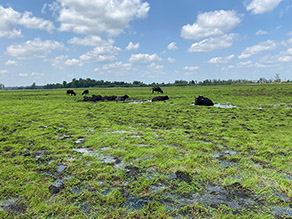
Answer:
0 85 292 218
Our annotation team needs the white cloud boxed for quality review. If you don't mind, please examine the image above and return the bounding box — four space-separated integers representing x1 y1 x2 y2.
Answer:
126 42 140 51
79 44 121 63
184 66 199 71
102 62 132 70
245 0 283 14
256 29 268 35
167 57 175 63
31 72 45 77
238 40 277 59
188 34 237 52
148 63 163 70
277 48 292 62
19 73 29 77
6 38 65 59
68 35 114 47
51 55 82 69
167 42 178 50
18 11 55 33
181 10 241 40
0 5 55 38
5 60 18 66
129 53 162 63
0 70 8 74
55 0 150 36
237 60 253 67
209 54 235 64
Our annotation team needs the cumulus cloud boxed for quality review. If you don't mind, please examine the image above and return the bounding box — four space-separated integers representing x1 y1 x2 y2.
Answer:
79 44 121 63
0 5 55 38
31 72 45 77
167 57 175 63
126 42 140 50
102 62 132 70
256 29 268 35
68 35 114 47
51 55 82 69
19 73 29 77
184 66 199 71
208 54 235 64
54 0 150 36
6 38 65 59
167 42 178 50
148 63 163 70
129 53 162 64
238 40 277 59
277 48 292 62
181 10 241 40
5 60 18 66
188 34 237 52
245 0 283 14
0 70 8 74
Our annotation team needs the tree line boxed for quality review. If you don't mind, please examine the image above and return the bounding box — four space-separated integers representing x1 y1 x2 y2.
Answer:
2 75 290 90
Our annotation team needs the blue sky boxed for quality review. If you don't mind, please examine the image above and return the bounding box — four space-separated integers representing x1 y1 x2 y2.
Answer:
0 0 292 86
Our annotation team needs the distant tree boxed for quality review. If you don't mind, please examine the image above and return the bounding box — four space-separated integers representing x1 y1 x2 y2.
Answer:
274 73 281 83
0 83 5 89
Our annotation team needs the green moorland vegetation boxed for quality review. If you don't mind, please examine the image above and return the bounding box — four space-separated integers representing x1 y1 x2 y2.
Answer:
0 84 292 218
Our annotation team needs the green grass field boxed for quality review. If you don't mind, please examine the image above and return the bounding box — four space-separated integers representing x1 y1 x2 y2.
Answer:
1 85 292 218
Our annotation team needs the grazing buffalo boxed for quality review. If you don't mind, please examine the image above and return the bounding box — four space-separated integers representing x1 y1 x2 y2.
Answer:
152 95 169 102
66 90 76 96
152 87 164 94
115 95 129 101
194 95 214 106
82 90 89 95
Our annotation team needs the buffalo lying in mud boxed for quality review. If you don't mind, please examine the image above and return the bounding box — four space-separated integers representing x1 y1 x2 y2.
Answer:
152 96 169 102
195 95 214 106
102 95 117 102
115 95 129 101
152 87 164 94
66 90 76 96
80 94 129 102
82 90 89 95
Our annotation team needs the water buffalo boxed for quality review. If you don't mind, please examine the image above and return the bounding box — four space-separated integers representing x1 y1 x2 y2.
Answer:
152 87 164 94
82 90 89 95
194 95 214 106
80 94 102 102
152 95 169 102
102 95 117 102
66 90 76 96
115 95 129 101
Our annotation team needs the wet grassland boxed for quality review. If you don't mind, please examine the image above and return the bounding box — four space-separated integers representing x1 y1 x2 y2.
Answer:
1 85 292 218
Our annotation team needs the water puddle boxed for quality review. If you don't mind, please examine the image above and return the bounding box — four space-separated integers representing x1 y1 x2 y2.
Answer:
0 198 26 214
123 196 150 210
272 206 292 217
137 143 151 147
73 148 125 169
214 103 238 108
57 165 67 173
127 100 151 104
74 138 85 144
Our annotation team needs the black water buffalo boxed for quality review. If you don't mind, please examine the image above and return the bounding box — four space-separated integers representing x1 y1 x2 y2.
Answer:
152 87 163 94
194 95 214 106
81 94 102 102
82 90 89 95
66 90 76 96
152 95 169 102
115 95 129 101
102 95 117 102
